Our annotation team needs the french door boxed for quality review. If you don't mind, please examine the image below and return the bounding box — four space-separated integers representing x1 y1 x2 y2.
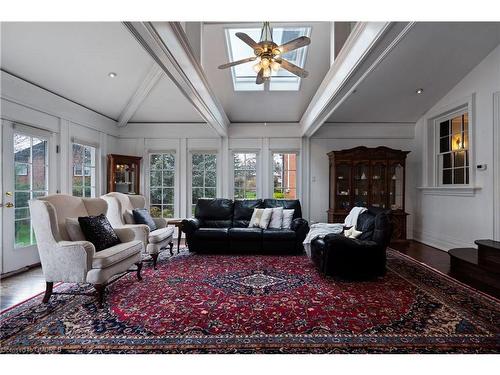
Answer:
1 121 56 274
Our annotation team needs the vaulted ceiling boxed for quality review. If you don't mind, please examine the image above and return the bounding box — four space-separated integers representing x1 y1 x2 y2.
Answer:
1 21 499 134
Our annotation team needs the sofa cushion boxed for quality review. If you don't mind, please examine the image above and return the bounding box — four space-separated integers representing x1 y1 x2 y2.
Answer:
92 240 142 268
233 199 262 227
262 229 296 241
229 227 262 240
194 228 229 239
195 198 234 228
149 226 174 244
268 207 283 229
263 199 302 219
133 208 157 231
78 214 121 252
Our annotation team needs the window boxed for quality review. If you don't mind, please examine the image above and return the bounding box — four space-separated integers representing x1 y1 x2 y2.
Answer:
225 26 311 91
191 153 217 215
72 143 96 197
233 153 257 199
14 133 48 247
437 111 469 185
149 153 175 218
273 153 298 199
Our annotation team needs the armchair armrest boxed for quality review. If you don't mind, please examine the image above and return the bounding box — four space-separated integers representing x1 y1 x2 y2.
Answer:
152 217 167 229
182 218 200 235
290 218 309 251
113 227 137 243
121 224 150 244
42 241 95 282
323 233 379 251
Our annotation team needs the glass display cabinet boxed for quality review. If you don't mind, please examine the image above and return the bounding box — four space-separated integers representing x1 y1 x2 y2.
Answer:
327 146 410 243
107 154 142 195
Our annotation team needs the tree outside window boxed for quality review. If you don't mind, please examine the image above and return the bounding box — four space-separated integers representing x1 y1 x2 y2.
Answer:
72 143 96 197
233 153 257 199
149 153 175 218
273 153 297 199
191 153 217 216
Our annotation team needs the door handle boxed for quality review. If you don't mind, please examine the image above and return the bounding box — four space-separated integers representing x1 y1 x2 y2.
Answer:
4 202 14 208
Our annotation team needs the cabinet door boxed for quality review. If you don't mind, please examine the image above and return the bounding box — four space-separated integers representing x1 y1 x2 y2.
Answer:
370 160 387 208
389 162 404 210
334 161 352 212
353 161 369 207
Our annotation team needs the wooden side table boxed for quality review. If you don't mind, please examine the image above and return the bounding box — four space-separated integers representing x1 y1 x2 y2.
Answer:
167 219 184 253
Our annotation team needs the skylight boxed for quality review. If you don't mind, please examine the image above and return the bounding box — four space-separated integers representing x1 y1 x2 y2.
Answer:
225 26 311 92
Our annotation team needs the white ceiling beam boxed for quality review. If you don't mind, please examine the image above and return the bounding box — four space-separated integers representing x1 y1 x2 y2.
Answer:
116 64 163 127
300 22 415 137
124 22 229 137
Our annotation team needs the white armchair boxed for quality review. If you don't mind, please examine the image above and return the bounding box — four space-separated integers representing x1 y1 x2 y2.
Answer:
101 192 174 269
29 194 144 307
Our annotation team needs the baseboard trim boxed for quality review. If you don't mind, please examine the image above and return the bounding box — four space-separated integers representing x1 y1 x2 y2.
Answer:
412 230 472 252
1 262 41 280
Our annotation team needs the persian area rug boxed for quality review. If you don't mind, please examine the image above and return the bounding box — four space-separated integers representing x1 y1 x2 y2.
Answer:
1 249 499 353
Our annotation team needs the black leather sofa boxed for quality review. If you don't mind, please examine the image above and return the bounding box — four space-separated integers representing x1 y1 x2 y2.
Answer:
311 207 392 279
182 198 309 253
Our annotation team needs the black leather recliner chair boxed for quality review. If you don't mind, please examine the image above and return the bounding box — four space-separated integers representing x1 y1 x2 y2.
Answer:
182 198 309 253
311 207 392 279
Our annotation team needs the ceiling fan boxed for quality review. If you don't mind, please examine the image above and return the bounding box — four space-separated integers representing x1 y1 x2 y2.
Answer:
218 22 311 85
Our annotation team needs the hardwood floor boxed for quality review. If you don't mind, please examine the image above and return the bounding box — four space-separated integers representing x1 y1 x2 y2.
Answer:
1 240 497 311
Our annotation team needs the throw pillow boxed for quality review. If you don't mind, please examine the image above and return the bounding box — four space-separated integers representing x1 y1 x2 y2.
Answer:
123 209 135 224
281 209 295 229
259 208 273 229
268 207 284 229
78 214 121 252
132 208 157 231
66 217 86 241
249 208 264 227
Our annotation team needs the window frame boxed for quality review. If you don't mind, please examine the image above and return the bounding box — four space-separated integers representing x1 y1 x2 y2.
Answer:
231 151 260 200
147 151 177 219
271 151 300 200
71 141 97 198
418 94 479 196
434 108 470 187
188 150 218 216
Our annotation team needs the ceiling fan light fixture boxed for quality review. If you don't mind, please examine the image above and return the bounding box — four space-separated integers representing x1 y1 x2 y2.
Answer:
270 60 281 71
263 67 272 78
252 63 262 73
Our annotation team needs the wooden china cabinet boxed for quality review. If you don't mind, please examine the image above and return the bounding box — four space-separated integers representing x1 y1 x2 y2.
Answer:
327 146 410 243
107 154 142 195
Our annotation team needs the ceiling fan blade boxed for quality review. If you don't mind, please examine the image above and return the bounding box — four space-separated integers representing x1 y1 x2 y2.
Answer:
277 36 311 54
218 56 256 69
236 32 260 50
256 68 265 85
277 58 309 78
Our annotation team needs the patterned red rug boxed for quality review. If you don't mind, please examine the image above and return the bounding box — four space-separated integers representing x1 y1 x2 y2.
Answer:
1 249 499 353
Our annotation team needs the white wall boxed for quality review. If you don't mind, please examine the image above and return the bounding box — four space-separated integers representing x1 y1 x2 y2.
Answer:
412 45 500 250
1 72 119 198
309 123 417 234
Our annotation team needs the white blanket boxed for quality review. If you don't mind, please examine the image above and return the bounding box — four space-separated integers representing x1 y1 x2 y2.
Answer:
303 223 343 257
303 207 368 258
343 206 367 229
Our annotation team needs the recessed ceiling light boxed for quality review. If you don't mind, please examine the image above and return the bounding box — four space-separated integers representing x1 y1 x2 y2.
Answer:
108 72 117 78
416 88 424 94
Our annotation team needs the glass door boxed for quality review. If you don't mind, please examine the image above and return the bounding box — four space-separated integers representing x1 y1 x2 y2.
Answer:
370 161 387 208
353 161 369 207
334 162 352 213
1 121 53 274
389 162 404 210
